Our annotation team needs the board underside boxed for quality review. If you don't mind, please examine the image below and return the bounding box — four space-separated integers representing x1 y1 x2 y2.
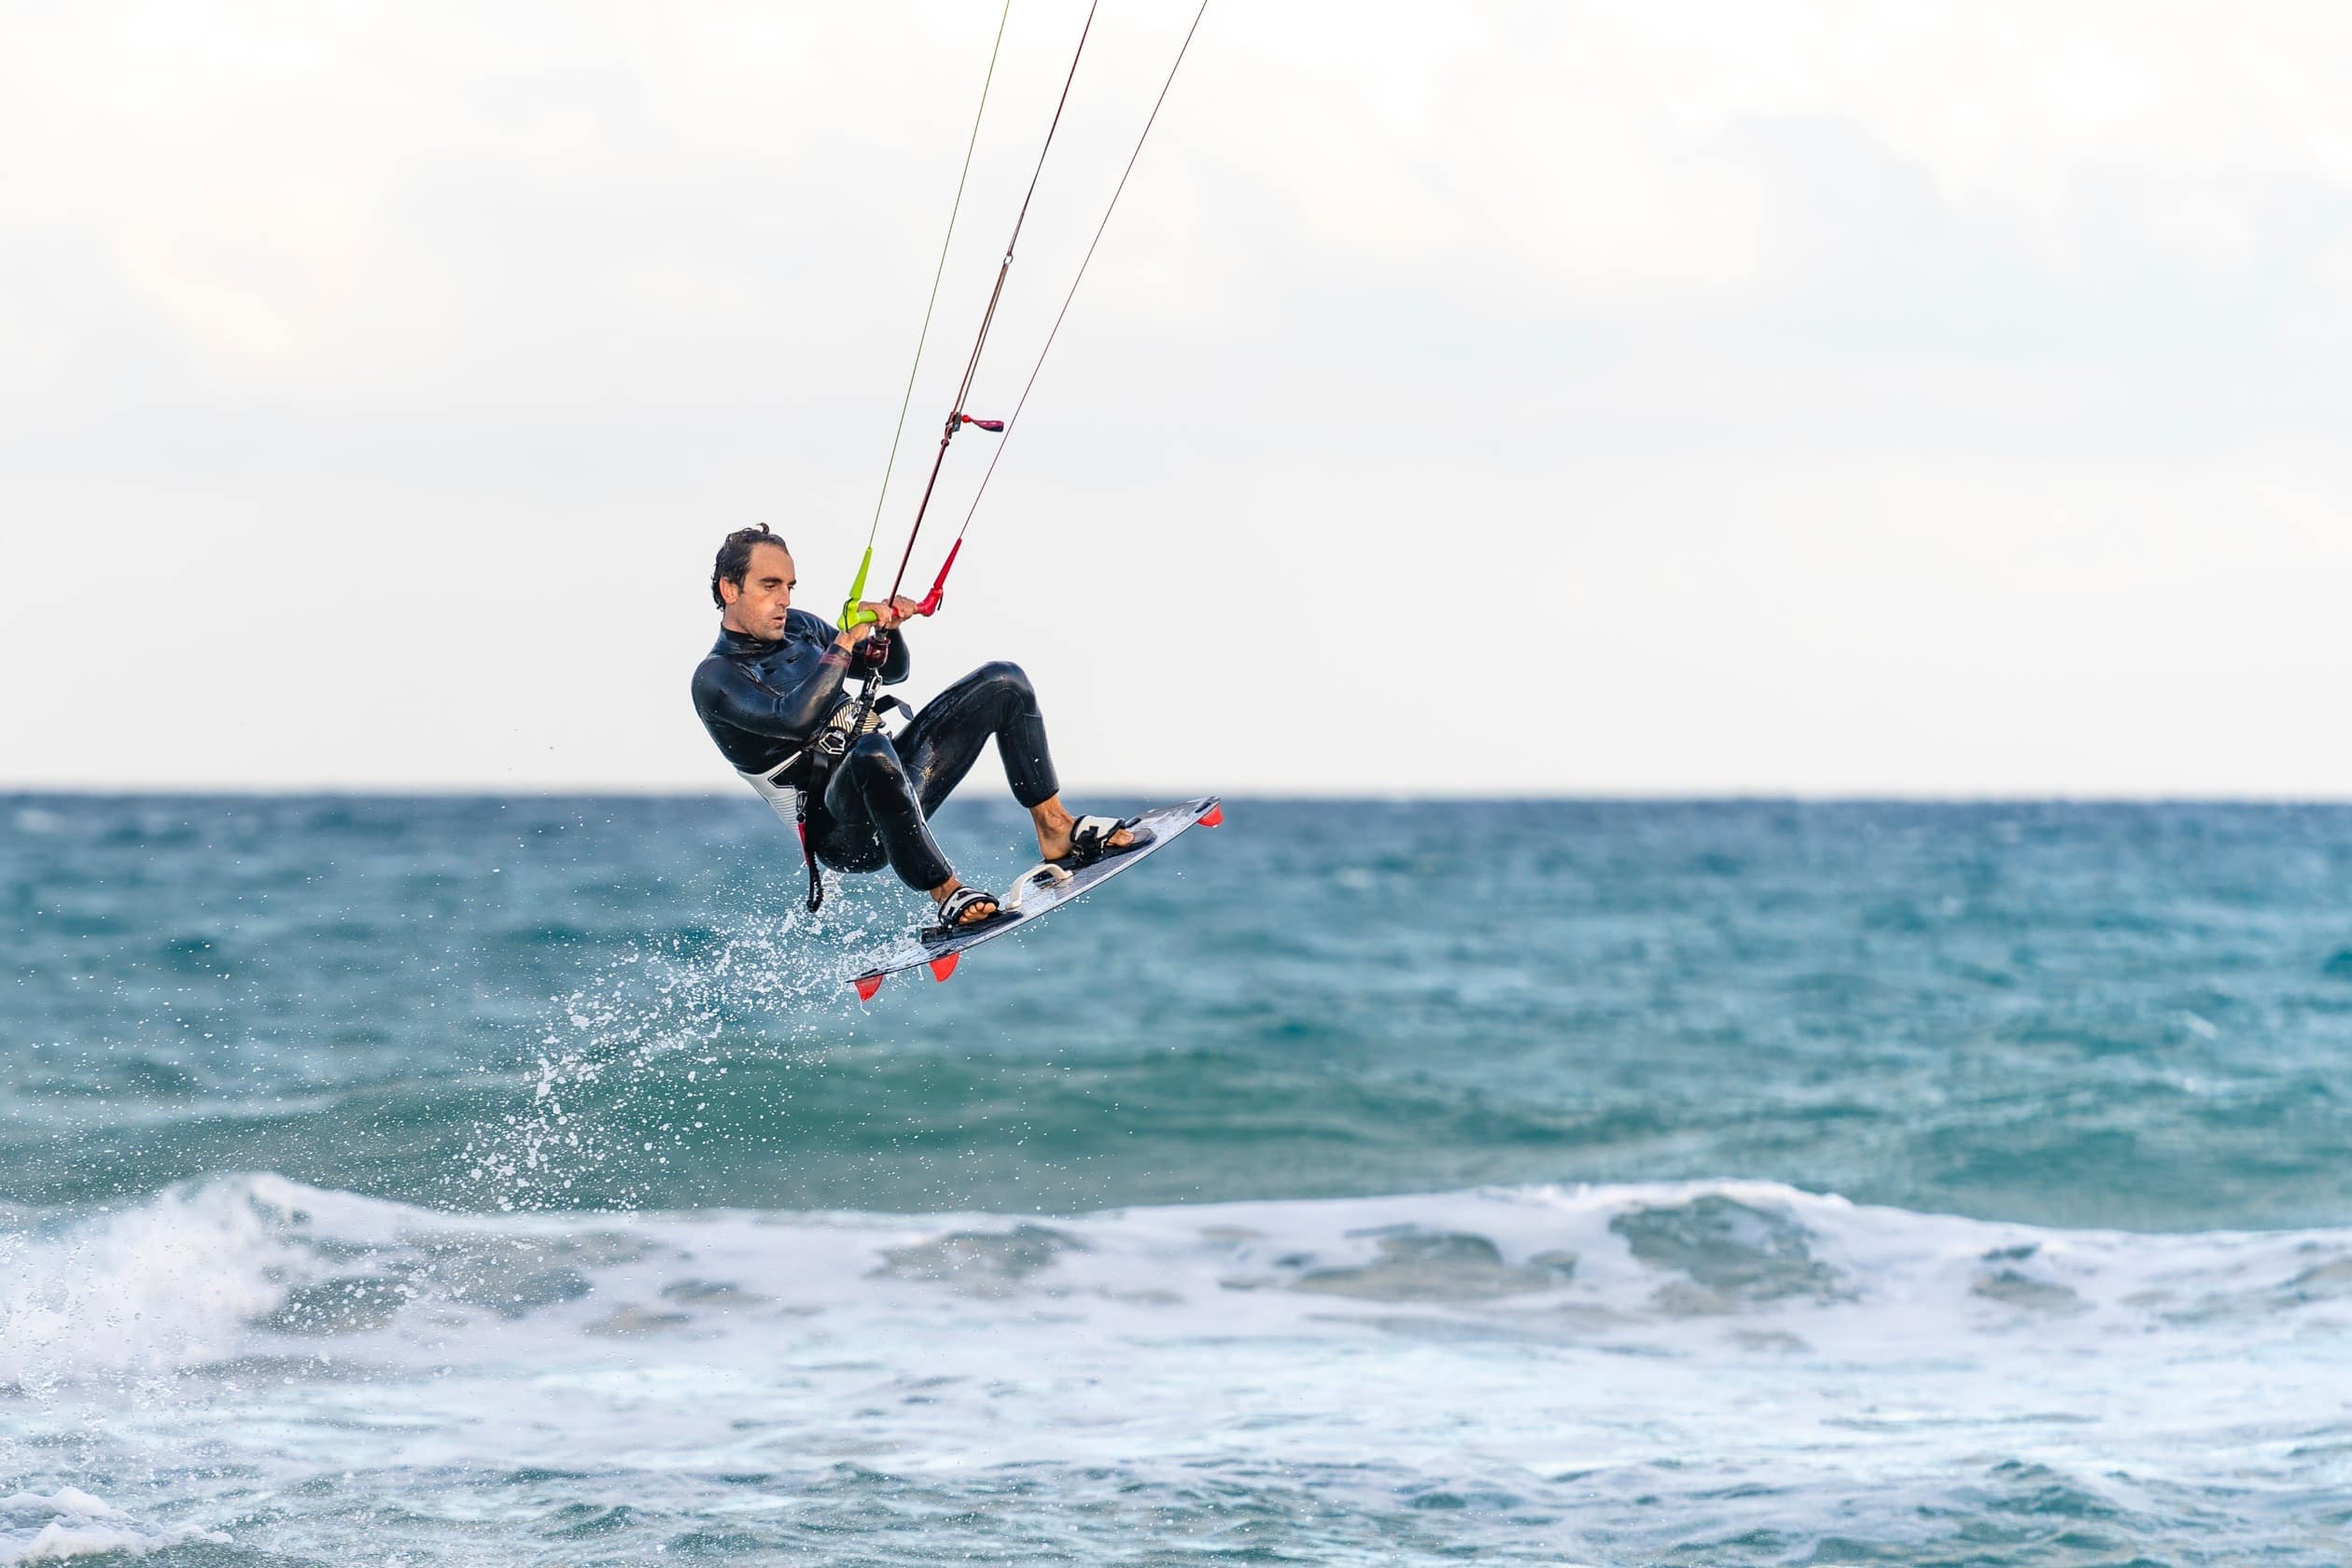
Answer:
845 795 1223 998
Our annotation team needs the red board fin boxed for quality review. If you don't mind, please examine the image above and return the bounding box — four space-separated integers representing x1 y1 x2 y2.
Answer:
853 974 884 1002
1199 804 1225 827
929 951 960 983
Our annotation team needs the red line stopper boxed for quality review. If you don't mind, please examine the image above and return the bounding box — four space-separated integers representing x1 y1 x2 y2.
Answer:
854 974 884 1002
957 415 1006 432
929 951 960 983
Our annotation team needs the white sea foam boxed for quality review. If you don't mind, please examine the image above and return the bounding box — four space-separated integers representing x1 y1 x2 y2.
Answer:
14 1172 2352 1379
0 1489 227 1564
6 1172 2347 1555
0 1175 329 1385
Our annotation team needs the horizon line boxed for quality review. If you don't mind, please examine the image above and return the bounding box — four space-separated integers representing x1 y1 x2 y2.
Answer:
11 785 2352 807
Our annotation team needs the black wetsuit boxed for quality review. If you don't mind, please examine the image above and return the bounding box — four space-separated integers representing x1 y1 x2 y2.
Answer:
691 609 1058 890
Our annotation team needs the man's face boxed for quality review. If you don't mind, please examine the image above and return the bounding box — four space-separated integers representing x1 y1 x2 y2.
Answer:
721 542 795 640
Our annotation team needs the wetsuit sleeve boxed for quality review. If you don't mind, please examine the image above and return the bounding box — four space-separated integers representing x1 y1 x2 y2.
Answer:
696 645 850 744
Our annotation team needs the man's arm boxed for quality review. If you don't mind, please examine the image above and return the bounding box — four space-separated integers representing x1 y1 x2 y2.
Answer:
694 644 851 745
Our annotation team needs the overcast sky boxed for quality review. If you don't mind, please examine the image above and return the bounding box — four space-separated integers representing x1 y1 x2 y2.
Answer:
7 2 2352 795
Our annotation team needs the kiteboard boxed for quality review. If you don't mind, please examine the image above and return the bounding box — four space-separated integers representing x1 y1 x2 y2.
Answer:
846 796 1223 1000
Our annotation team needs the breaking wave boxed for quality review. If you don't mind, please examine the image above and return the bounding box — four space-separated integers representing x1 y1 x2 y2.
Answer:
9 1170 2348 1382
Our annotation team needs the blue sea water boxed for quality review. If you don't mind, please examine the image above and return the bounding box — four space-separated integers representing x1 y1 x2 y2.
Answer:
6 795 2352 1564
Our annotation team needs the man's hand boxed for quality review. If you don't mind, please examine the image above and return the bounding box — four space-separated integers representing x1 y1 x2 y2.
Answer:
833 596 923 650
853 597 921 629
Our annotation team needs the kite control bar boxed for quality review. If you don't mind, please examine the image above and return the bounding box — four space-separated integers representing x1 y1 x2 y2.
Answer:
841 536 963 640
839 533 965 631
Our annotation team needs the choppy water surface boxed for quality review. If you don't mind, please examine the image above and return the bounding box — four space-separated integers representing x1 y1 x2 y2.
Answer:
7 796 2352 1563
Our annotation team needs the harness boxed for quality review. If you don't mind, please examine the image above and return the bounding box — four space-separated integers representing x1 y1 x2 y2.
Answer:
735 670 911 915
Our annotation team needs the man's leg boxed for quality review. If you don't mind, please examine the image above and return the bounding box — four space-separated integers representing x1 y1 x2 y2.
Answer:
814 678 1043 925
893 661 1133 861
894 661 1059 815
818 734 956 892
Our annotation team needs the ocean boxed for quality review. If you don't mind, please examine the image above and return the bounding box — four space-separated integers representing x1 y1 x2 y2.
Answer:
5 795 2351 1564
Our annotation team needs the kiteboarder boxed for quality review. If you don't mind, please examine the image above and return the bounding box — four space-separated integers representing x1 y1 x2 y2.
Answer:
693 525 1140 930
688 4 1207 957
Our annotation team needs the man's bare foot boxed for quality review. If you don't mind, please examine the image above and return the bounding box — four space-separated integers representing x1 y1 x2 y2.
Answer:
1030 796 1134 861
929 877 1000 927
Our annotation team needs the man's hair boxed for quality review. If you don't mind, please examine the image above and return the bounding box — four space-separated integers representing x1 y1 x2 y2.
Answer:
711 524 790 608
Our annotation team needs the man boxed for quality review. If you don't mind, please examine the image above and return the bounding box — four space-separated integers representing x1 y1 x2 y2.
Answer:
692 524 1140 930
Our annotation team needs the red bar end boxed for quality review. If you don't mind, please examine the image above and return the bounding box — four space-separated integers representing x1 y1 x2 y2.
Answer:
930 952 960 983
854 974 884 1002
1199 805 1225 827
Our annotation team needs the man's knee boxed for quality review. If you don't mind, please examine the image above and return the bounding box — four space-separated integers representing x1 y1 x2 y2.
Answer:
847 731 907 784
974 660 1033 701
